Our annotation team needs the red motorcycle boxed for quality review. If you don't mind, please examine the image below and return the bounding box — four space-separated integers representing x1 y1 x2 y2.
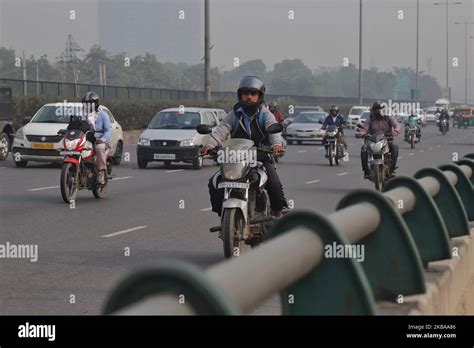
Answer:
58 127 112 203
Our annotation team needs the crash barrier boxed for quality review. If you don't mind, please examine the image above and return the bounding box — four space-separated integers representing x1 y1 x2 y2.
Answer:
103 154 474 315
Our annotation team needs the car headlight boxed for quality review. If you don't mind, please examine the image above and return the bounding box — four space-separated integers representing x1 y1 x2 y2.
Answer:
179 139 195 147
139 138 151 146
286 128 296 134
15 128 24 140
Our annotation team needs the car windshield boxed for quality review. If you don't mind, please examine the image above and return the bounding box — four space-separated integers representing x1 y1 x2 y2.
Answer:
149 111 201 129
295 107 319 116
350 108 366 115
361 111 370 120
31 105 80 123
294 113 321 123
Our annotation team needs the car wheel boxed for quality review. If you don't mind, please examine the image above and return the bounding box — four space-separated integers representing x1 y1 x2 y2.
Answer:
111 141 123 165
192 156 203 170
137 157 148 169
0 132 10 161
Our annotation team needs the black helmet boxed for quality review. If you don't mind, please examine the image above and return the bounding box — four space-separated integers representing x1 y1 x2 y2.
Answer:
330 105 339 112
371 101 385 111
82 91 100 112
237 76 265 115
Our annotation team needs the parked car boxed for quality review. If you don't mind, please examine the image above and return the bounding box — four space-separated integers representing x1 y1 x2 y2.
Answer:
347 106 370 129
0 85 14 161
11 103 124 167
424 107 439 123
284 111 326 145
136 107 219 169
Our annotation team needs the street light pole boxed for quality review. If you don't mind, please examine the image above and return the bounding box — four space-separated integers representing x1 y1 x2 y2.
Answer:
204 0 211 101
454 20 474 104
415 0 420 104
433 1 461 100
358 0 363 105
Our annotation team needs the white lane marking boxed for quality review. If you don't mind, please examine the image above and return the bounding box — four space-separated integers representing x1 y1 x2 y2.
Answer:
429 147 433 150
398 156 403 160
111 176 133 181
297 150 307 153
200 207 212 212
28 185 60 192
337 172 348 176
437 145 441 148
409 153 415 156
419 150 424 153
101 226 148 238
165 169 184 173
305 179 320 184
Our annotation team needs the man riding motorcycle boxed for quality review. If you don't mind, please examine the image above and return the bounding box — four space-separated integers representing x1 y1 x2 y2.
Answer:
438 109 450 131
268 102 285 126
404 113 421 141
201 75 288 217
356 101 401 179
80 92 112 184
321 104 347 158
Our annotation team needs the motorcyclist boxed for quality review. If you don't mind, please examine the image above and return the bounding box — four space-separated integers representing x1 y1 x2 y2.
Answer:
404 112 421 141
321 104 347 158
438 109 450 131
201 75 288 217
81 92 112 185
268 102 285 126
356 101 401 179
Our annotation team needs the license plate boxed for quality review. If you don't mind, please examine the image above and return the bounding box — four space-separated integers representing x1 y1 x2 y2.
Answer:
32 143 54 150
154 153 176 160
218 182 250 189
297 133 312 137
60 151 81 156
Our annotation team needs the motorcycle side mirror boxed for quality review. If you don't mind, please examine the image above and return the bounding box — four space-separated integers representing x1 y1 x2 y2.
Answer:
22 116 32 125
318 119 323 124
266 123 284 134
196 124 212 134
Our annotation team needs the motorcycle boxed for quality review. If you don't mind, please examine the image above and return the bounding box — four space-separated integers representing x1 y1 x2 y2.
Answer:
438 118 449 135
197 123 284 259
364 133 393 191
325 125 345 166
405 125 419 149
58 123 112 203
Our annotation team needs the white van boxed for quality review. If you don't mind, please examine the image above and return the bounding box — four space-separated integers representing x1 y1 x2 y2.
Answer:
136 107 219 169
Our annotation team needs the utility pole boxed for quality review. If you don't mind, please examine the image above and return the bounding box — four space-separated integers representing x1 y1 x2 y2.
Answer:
415 0 420 104
358 0 363 105
454 19 474 104
204 0 211 101
36 61 40 95
22 51 27 96
433 0 461 100
56 34 84 87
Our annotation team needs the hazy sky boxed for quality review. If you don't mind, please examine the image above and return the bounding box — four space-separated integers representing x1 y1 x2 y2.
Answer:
1 0 473 101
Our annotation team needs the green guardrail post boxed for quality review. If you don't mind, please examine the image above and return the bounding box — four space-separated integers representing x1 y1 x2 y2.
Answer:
414 168 470 237
383 176 451 267
102 261 239 315
267 211 376 315
336 189 426 301
438 164 474 221
464 153 474 161
456 157 474 186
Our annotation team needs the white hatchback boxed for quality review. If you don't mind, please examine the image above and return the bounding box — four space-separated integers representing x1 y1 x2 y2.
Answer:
348 106 370 129
12 103 124 167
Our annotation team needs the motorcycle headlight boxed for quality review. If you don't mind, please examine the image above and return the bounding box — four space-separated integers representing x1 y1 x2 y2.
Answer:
138 138 151 146
65 138 80 150
326 131 336 137
179 139 195 147
369 141 384 153
15 128 24 140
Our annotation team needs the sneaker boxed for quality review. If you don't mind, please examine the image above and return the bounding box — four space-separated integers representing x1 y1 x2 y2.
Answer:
97 172 105 185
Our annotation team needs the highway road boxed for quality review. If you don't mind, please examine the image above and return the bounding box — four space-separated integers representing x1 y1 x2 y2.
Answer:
0 125 472 314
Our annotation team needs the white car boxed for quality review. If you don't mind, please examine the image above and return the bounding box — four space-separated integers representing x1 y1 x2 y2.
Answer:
424 107 440 123
12 103 124 167
136 107 219 169
208 108 227 122
284 111 326 145
347 106 370 129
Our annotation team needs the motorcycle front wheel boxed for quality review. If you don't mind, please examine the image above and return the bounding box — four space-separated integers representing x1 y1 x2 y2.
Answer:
329 143 335 166
60 162 78 203
373 165 384 191
410 134 415 149
222 208 247 259
92 182 108 199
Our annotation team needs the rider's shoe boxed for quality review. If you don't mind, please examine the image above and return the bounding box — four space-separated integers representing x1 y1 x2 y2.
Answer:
97 172 105 185
364 171 371 179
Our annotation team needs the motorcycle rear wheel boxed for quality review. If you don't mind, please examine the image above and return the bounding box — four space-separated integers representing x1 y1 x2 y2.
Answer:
92 182 108 199
222 208 247 259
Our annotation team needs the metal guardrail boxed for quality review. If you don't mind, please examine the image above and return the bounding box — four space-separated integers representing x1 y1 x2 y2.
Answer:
102 154 474 315
0 77 434 106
